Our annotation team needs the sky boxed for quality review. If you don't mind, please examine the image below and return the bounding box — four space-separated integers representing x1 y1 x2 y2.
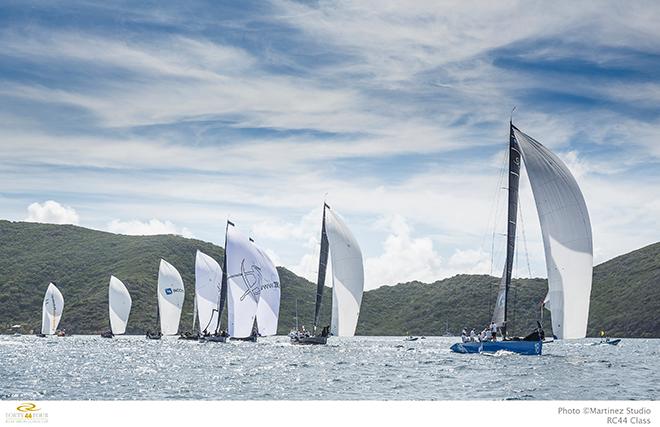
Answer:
0 1 659 290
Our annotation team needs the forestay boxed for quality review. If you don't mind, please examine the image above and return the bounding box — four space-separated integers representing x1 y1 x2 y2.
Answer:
326 208 364 337
157 259 185 335
195 250 223 334
254 244 281 336
108 276 132 335
514 127 593 339
226 225 262 338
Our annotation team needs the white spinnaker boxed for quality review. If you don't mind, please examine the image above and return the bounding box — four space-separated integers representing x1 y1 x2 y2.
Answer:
41 283 64 335
109 276 132 334
226 225 261 338
157 259 185 335
326 208 364 337
514 127 593 339
195 250 223 334
254 244 281 336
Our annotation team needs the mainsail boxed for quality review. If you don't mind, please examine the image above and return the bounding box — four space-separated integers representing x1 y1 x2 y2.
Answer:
226 224 262 338
313 203 330 330
513 126 593 339
108 276 132 335
492 124 522 334
41 282 64 335
491 122 592 340
195 250 223 334
326 206 364 337
254 244 281 336
157 259 185 335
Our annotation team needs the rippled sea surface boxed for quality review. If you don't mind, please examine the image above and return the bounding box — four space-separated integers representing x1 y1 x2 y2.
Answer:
1 335 658 400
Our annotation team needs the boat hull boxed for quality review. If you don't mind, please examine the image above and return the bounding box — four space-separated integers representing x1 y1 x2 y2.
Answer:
450 340 542 355
291 335 327 345
200 335 227 343
230 335 257 342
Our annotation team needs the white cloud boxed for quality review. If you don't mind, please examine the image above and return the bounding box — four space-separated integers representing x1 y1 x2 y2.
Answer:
25 200 80 225
364 214 444 289
106 219 194 238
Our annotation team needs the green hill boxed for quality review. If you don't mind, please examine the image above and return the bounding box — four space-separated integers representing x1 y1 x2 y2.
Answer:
0 220 657 337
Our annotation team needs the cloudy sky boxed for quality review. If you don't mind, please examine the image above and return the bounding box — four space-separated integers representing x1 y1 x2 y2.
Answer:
1 1 659 289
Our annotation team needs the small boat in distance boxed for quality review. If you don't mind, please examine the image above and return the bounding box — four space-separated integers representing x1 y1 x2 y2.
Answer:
39 283 64 338
291 203 364 345
451 119 592 355
195 248 227 343
147 259 185 339
102 276 132 338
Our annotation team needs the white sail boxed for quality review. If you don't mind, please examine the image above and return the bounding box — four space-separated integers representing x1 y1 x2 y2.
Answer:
514 127 593 339
41 283 64 335
157 259 185 335
254 245 281 336
326 208 364 337
108 276 132 334
195 250 223 334
226 225 262 338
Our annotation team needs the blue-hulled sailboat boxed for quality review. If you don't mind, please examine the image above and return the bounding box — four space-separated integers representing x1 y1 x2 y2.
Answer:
451 118 593 355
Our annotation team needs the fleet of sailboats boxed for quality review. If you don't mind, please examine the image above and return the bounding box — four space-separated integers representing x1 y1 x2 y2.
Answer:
25 119 596 352
451 120 593 355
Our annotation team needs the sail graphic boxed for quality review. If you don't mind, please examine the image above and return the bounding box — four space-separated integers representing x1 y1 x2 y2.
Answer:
514 126 593 339
195 250 223 334
41 283 64 335
326 207 364 337
226 224 262 338
108 276 132 335
254 244 281 336
157 259 185 335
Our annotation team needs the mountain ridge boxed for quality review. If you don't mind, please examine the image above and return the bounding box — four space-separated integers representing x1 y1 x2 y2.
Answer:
0 220 657 337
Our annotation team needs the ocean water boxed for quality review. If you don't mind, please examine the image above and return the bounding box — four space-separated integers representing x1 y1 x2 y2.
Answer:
0 335 657 400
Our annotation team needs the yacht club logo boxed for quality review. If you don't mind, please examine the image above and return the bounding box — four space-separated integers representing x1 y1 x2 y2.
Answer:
5 402 48 424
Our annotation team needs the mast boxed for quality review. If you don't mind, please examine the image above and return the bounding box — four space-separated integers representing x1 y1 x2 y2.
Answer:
502 121 522 338
192 294 197 333
215 220 233 334
313 203 330 331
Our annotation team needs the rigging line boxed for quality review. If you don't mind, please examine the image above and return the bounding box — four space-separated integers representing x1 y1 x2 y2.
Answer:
518 191 533 278
487 146 509 276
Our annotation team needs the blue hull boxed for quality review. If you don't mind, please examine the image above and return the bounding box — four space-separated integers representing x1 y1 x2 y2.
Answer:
450 340 542 355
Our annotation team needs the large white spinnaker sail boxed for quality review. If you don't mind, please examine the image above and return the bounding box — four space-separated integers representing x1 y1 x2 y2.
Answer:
254 245 281 336
41 283 64 335
514 127 593 339
109 276 132 335
226 224 262 338
195 250 223 334
157 259 185 335
326 208 364 337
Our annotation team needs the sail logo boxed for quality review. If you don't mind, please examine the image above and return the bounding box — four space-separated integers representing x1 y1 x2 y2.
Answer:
165 287 183 295
5 402 48 424
229 259 262 302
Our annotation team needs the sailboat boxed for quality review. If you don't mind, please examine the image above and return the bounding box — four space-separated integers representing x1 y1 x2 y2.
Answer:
147 259 185 339
38 282 64 337
451 120 592 355
225 221 279 342
195 249 226 342
291 203 364 345
102 276 132 338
